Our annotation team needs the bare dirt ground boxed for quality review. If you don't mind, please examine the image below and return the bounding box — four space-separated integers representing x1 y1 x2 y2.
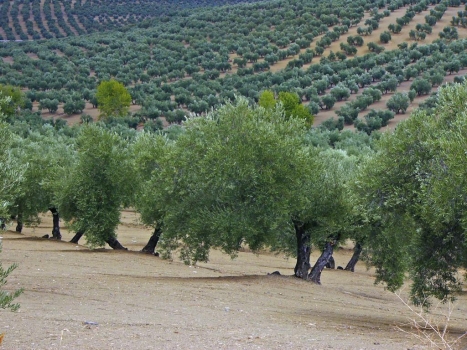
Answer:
0 211 466 349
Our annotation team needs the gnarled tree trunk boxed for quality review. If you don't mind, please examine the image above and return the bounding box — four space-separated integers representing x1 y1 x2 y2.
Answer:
142 225 162 255
345 242 362 272
70 231 127 250
15 214 22 233
49 207 61 240
293 220 311 279
309 241 334 284
106 237 127 250
70 231 84 244
325 256 335 269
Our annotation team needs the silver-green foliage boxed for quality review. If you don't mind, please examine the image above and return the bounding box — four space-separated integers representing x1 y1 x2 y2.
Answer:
0 123 23 219
7 125 75 227
356 82 467 307
59 124 132 248
135 98 312 263
0 93 23 311
134 97 358 264
0 241 23 311
0 94 25 220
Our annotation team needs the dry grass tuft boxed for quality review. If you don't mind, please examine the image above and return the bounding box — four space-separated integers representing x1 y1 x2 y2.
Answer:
395 291 467 349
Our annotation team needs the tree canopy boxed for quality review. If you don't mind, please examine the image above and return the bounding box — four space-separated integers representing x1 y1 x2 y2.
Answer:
259 90 314 126
2 74 467 309
95 80 132 119
136 97 311 262
58 124 132 248
355 82 467 307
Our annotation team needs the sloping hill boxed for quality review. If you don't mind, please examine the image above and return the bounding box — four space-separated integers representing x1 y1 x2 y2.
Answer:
1 0 466 132
0 0 268 40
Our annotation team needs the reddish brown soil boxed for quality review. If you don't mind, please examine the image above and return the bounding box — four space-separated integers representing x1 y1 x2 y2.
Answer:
0 212 466 349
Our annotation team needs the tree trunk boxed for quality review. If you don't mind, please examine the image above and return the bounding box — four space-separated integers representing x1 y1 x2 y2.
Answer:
141 225 162 255
293 221 311 279
70 231 127 250
309 241 334 284
325 256 335 269
345 242 362 272
49 207 61 240
106 237 127 250
15 214 22 233
70 231 84 244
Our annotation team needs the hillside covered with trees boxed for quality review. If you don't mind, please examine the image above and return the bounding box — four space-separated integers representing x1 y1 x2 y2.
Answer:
1 78 467 311
1 0 467 132
2 2 467 348
0 0 266 39
1 0 467 319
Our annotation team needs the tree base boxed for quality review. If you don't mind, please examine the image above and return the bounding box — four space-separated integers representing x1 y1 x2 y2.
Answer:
309 241 335 284
70 231 84 244
106 237 127 250
268 271 281 276
141 250 159 257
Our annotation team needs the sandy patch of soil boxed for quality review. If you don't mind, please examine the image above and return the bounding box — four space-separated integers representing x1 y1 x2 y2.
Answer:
2 57 13 65
0 212 466 349
26 53 39 60
54 49 65 57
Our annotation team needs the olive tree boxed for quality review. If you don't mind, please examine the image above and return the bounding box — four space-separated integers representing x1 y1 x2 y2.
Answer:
0 94 23 311
355 82 467 307
58 124 132 249
379 31 391 44
386 92 410 114
135 98 309 262
0 97 21 220
135 98 353 283
95 79 132 119
410 78 432 96
4 124 75 238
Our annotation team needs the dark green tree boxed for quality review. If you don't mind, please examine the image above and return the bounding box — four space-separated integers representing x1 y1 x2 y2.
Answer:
355 82 467 307
379 31 391 44
386 92 410 114
410 78 432 96
58 125 132 249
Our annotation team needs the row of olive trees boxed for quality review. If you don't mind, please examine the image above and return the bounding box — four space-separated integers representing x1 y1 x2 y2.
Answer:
0 0 463 116
1 88 356 278
131 84 467 306
0 0 269 40
3 82 467 307
3 36 466 134
354 82 467 307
